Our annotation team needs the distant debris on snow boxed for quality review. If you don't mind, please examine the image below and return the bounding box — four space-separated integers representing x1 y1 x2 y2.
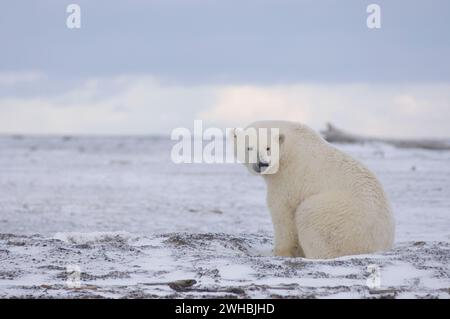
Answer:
321 123 450 151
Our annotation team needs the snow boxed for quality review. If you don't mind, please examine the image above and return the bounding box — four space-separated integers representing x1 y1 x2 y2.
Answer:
0 135 449 298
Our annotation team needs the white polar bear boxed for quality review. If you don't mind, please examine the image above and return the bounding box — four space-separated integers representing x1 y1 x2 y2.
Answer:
233 120 395 259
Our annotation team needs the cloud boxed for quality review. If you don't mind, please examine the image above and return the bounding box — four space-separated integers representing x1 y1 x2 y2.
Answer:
0 75 214 135
199 85 313 126
0 71 45 85
1 73 450 138
201 83 450 138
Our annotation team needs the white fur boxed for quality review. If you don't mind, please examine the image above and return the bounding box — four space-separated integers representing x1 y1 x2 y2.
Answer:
238 121 395 259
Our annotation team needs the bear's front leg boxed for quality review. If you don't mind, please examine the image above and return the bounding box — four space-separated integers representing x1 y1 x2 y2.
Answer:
270 207 303 257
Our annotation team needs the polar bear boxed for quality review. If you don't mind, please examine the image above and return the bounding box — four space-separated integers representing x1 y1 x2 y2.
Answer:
233 120 395 259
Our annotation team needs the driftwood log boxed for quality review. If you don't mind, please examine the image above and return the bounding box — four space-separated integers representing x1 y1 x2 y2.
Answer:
321 123 450 151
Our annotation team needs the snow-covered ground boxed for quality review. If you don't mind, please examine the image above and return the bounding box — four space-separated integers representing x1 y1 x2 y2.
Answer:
0 135 449 298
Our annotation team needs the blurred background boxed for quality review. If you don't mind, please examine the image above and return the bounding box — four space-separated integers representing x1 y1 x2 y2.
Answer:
1 0 450 137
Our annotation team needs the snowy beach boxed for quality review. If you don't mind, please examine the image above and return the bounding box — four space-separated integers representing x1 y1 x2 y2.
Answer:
0 135 449 298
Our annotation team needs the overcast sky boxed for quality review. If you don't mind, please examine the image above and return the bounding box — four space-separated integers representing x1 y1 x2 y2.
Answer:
1 0 450 137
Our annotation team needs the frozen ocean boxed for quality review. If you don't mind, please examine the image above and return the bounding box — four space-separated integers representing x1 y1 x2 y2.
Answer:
0 135 449 298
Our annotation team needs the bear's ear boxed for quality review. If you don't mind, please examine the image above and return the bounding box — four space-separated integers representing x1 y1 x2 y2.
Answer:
279 133 285 145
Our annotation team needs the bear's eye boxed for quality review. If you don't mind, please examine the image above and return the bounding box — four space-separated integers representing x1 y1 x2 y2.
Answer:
266 147 270 151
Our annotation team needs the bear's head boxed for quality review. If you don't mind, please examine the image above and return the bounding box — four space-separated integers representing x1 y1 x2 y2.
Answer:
230 121 289 176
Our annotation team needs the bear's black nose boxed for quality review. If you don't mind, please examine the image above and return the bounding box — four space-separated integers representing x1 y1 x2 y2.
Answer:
258 161 269 169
